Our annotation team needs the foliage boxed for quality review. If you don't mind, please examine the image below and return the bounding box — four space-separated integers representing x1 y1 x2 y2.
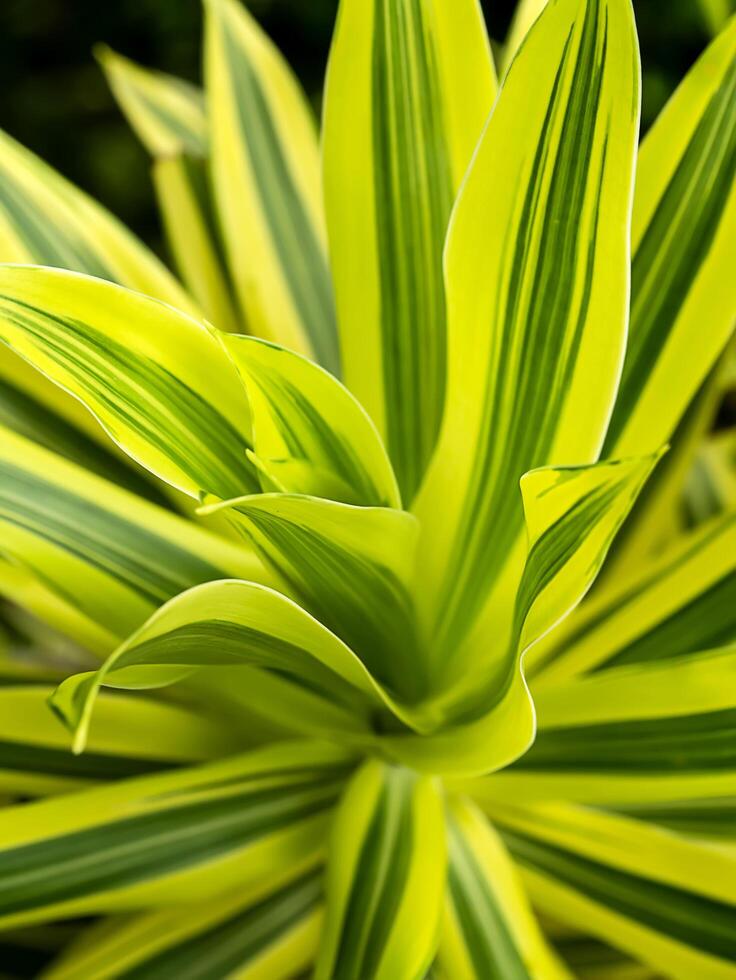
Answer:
0 0 734 977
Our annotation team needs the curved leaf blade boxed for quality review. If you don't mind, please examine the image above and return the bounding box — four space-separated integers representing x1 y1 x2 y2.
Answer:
315 760 446 980
204 0 338 372
414 0 641 666
604 17 736 456
0 266 257 499
220 333 400 507
323 0 496 502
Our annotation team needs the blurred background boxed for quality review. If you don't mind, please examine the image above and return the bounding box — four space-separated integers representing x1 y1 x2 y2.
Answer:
0 0 733 261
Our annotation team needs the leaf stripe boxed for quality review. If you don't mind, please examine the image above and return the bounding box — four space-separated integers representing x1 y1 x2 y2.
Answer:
447 822 529 979
513 707 736 773
372 0 453 501
502 828 736 962
604 54 736 451
598 571 736 670
0 169 114 281
0 778 339 919
330 769 414 979
117 872 321 980
234 502 420 698
0 377 168 503
219 25 339 375
0 296 257 498
435 1 612 652
0 739 181 781
0 459 227 606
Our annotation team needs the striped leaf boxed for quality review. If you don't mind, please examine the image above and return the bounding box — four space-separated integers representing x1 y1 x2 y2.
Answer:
152 154 240 333
597 346 732 587
220 334 400 507
97 48 242 334
43 872 322 980
49 578 397 754
204 0 339 373
604 16 736 457
439 797 571 979
0 266 257 499
0 555 116 658
0 741 351 929
490 802 736 980
413 0 640 665
528 510 736 682
97 46 207 158
0 684 243 798
323 0 496 502
0 373 168 504
315 760 446 980
0 129 193 313
203 493 424 703
379 455 659 776
0 427 269 651
470 644 736 805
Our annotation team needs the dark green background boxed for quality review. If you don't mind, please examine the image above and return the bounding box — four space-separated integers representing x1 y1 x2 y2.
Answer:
0 0 731 258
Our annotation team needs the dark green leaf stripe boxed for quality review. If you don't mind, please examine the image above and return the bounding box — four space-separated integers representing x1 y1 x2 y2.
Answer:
437 1 612 652
118 872 320 980
458 475 631 723
604 55 736 450
372 0 453 502
598 571 736 670
246 364 386 505
219 26 339 376
501 828 736 962
0 778 340 919
447 821 529 979
330 768 414 979
112 619 368 709
512 707 736 772
0 459 229 607
0 296 257 498
0 162 114 280
0 377 168 505
236 504 420 699
0 739 180 781
615 799 736 839
531 513 736 676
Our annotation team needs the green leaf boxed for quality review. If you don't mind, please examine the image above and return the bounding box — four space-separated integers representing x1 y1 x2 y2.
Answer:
220 333 400 507
528 510 736 681
152 154 241 333
323 0 496 502
380 454 660 776
502 0 549 73
0 684 243 798
204 0 339 373
0 426 269 649
0 266 258 499
202 493 424 702
469 644 736 805
489 802 736 980
0 129 193 314
96 46 207 158
0 741 351 929
413 0 640 665
0 373 167 505
439 797 571 980
42 871 322 980
49 578 394 754
604 16 736 457
315 760 446 980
